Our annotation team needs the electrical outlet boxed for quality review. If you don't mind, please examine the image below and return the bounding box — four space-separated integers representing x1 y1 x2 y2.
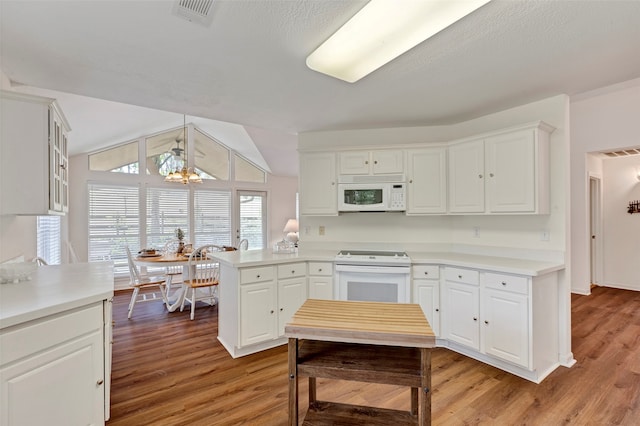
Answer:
540 230 550 241
319 225 325 236
473 227 480 238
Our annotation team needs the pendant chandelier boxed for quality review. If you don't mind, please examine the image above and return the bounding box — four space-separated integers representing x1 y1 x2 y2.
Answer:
165 115 202 184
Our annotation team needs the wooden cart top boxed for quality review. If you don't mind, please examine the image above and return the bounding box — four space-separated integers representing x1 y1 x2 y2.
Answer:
284 299 436 348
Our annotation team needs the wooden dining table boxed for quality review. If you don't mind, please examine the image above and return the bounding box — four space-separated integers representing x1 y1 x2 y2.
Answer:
133 253 193 312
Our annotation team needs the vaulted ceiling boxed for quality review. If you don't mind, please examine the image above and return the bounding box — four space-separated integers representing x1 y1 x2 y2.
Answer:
1 0 639 176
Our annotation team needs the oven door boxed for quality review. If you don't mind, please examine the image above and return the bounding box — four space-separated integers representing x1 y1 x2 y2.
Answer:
335 264 410 303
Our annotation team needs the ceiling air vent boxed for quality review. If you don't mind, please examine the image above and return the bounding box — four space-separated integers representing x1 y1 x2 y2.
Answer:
603 148 640 158
173 0 215 27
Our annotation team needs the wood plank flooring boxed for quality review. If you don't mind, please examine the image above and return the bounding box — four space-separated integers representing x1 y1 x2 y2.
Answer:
107 286 640 425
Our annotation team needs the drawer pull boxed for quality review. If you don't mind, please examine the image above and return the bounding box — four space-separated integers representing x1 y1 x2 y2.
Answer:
458 274 462 279
435 308 439 312
318 268 322 272
501 281 507 286
424 271 429 276
291 270 295 274
257 274 261 278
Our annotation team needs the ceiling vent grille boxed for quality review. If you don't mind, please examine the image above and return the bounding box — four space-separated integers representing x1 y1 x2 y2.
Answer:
603 149 640 158
173 0 215 27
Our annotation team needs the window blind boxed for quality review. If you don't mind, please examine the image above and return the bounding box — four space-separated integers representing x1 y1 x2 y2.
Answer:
88 184 139 276
193 189 232 247
238 192 266 250
36 216 61 265
146 186 189 249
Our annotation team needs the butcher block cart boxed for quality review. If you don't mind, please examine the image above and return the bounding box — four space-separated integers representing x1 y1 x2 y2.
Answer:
285 299 436 425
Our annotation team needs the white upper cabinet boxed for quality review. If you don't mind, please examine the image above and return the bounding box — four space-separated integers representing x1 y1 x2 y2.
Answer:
448 139 485 213
0 91 70 215
448 122 553 214
299 152 337 216
406 148 447 214
339 150 404 175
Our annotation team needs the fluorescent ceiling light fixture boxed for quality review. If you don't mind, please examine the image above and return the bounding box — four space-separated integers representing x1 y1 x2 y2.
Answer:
306 0 492 83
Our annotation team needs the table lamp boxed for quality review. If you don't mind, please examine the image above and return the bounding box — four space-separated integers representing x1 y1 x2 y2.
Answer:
283 219 299 246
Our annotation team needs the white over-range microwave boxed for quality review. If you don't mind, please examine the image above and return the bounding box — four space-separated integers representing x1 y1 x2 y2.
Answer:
337 174 406 212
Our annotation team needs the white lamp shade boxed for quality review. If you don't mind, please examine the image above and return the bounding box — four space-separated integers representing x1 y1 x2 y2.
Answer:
283 219 299 233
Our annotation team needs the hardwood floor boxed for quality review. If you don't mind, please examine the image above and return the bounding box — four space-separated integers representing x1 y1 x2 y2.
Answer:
107 286 640 425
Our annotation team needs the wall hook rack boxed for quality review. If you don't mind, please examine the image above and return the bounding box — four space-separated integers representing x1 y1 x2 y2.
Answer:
627 200 640 214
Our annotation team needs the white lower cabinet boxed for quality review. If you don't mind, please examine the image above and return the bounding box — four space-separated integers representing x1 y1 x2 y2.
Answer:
440 266 558 382
443 267 480 350
238 263 307 347
308 262 333 300
277 262 308 336
411 265 441 336
240 280 278 346
0 302 110 426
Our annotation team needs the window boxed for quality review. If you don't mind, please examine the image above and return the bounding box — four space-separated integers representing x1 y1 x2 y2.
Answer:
146 128 186 177
89 141 139 173
193 190 232 247
146 187 189 249
88 184 139 275
234 154 266 183
36 216 61 264
237 191 267 250
194 129 230 180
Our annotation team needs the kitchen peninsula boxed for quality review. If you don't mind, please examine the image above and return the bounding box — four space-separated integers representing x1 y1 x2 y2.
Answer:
0 262 114 425
211 248 564 383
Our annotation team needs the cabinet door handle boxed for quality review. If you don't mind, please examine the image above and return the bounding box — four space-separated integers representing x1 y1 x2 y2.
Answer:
374 160 378 164
473 317 478 321
318 268 322 272
478 174 483 178
489 173 494 177
484 320 489 324
409 179 413 183
270 310 274 314
256 274 261 278
365 160 369 164
96 379 104 386
435 308 439 312
280 308 283 312
331 182 335 185
291 270 295 274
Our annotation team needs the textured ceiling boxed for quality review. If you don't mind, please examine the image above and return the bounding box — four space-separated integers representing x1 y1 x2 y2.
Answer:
1 0 640 176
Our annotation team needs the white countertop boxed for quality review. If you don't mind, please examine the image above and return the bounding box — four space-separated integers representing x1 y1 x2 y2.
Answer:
211 249 564 276
0 262 114 330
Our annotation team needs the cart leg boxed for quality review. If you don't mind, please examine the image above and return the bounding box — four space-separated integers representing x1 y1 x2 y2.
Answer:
419 348 432 426
288 338 298 426
309 377 317 406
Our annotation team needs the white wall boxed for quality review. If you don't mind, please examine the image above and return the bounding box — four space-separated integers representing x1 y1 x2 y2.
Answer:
570 78 640 295
602 155 640 290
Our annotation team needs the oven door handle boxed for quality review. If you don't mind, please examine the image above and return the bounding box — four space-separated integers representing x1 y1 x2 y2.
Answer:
335 264 411 274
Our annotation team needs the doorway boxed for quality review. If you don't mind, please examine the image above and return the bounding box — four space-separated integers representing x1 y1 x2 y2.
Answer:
588 175 602 286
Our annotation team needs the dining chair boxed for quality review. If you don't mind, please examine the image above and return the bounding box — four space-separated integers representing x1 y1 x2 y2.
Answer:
180 244 222 320
125 246 169 319
236 238 249 251
32 257 48 266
